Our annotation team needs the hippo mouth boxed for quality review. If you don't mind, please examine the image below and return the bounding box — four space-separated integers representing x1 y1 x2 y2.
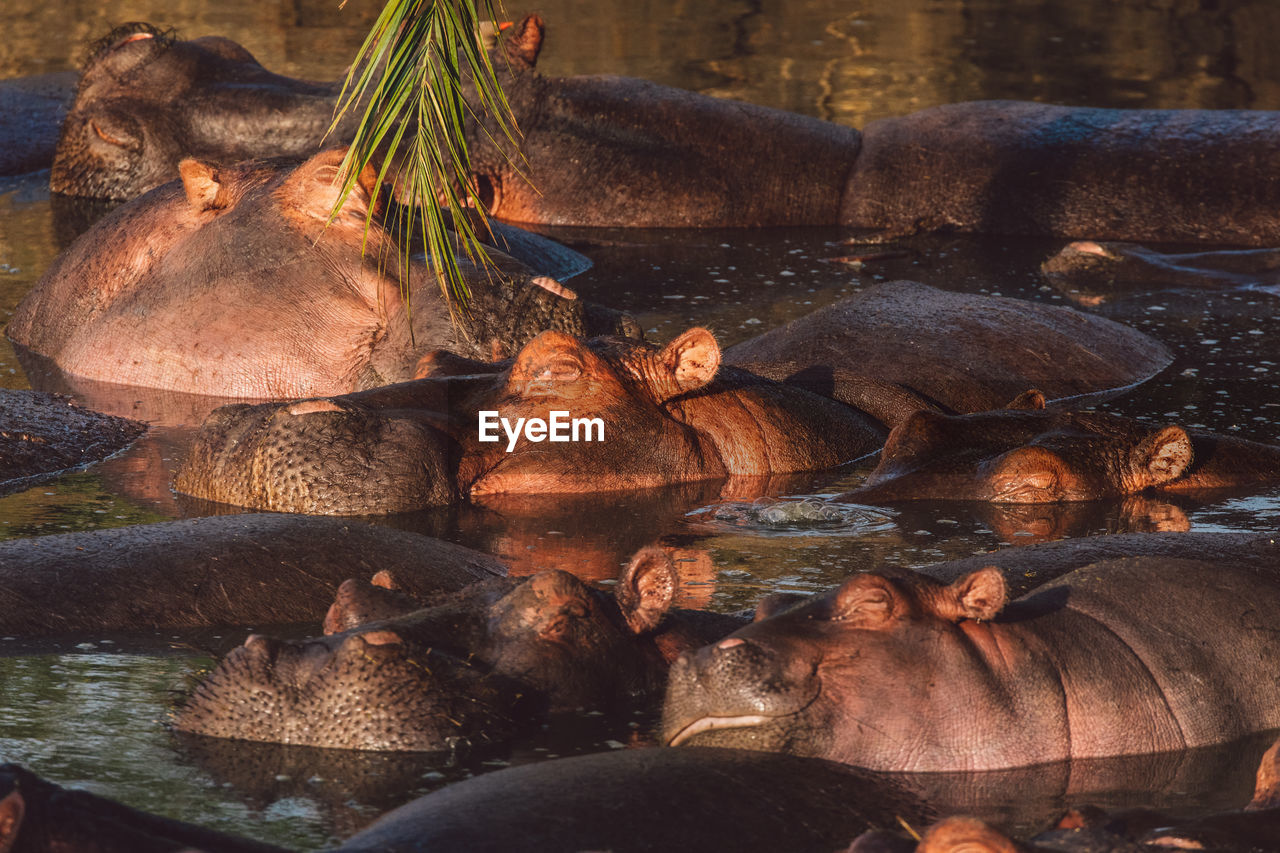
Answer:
666 714 773 746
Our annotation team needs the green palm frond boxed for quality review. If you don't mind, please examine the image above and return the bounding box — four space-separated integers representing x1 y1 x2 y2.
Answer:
329 0 519 320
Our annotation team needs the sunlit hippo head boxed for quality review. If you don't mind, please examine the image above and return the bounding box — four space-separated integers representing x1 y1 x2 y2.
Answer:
174 327 885 514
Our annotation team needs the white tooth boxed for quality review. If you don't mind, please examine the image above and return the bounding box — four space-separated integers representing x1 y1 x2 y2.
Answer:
668 714 769 746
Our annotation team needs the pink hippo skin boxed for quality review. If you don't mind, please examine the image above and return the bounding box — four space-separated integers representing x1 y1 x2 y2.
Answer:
663 557 1280 772
8 148 637 400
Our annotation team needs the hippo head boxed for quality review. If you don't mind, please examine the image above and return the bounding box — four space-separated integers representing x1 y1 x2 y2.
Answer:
845 404 1194 504
460 327 725 496
661 565 1008 771
176 550 686 750
52 23 340 200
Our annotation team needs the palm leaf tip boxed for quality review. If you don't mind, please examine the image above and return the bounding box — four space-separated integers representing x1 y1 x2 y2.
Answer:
328 0 520 314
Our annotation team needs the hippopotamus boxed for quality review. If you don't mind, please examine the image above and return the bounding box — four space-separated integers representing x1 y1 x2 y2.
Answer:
848 736 1280 852
49 23 350 200
174 549 747 750
441 15 1280 244
839 401 1280 505
41 19 1280 245
1043 239 1280 298
173 326 886 514
0 389 144 494
662 556 1280 771
0 514 504 639
7 148 637 400
173 282 1173 515
0 748 930 853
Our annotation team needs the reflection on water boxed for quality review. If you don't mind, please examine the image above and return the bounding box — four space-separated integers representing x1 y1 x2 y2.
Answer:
3 0 1280 846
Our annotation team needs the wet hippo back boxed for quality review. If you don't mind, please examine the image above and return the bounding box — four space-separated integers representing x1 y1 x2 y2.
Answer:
841 101 1280 245
724 281 1172 413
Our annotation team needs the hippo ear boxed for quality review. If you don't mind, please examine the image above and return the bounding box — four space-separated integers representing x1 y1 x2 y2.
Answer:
179 159 229 211
1004 389 1046 410
659 328 721 398
503 14 545 67
288 148 381 221
0 789 24 853
1247 736 1280 811
828 573 897 628
934 567 1006 623
616 547 677 634
916 816 1022 853
1132 425 1193 487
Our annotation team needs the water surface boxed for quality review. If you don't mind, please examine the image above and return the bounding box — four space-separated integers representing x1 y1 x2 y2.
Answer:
2 0 1280 847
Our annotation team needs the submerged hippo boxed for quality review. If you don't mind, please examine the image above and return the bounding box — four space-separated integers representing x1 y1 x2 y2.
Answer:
173 283 1172 515
45 19 1280 245
8 148 636 400
50 23 348 200
0 390 145 494
0 748 929 853
1043 239 1280 297
0 514 505 638
662 557 1280 771
174 549 746 750
840 402 1280 505
851 736 1280 852
455 16 1280 243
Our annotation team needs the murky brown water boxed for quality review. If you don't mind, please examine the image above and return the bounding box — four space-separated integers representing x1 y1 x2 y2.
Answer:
2 0 1280 848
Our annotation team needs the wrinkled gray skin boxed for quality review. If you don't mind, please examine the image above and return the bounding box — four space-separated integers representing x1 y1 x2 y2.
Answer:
0 749 930 853
0 514 505 638
50 23 349 200
9 149 637 400
175 549 746 751
0 389 145 495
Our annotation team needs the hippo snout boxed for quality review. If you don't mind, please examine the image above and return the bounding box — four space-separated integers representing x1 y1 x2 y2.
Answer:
662 636 818 749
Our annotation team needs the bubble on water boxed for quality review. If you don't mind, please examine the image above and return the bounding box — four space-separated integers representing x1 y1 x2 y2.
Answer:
688 496 897 536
